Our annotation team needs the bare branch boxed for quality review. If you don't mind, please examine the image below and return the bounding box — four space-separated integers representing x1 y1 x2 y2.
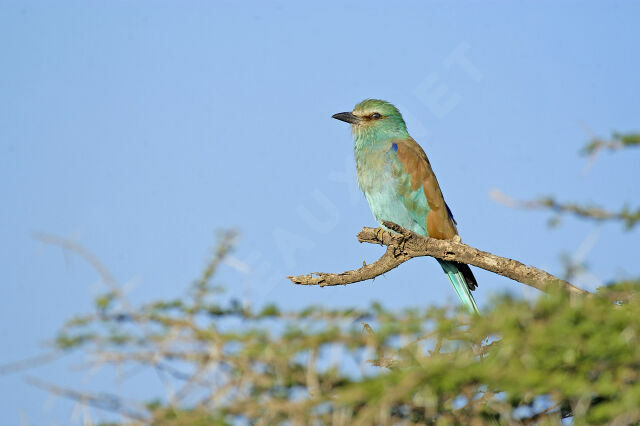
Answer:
0 351 63 375
582 132 640 156
33 232 139 314
288 244 409 287
491 190 640 229
26 376 148 421
288 221 588 296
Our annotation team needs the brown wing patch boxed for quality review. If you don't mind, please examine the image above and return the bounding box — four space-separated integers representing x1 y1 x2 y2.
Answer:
394 139 458 240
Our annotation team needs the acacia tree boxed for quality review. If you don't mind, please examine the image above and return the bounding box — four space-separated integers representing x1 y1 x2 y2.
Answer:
16 133 640 424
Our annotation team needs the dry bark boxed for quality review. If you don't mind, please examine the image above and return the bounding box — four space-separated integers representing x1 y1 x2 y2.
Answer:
288 221 588 296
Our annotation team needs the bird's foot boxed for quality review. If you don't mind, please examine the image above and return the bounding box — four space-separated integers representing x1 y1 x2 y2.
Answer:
452 235 462 243
375 227 386 243
396 233 408 255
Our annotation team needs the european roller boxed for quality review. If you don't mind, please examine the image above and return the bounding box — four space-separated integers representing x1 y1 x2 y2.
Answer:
332 99 479 314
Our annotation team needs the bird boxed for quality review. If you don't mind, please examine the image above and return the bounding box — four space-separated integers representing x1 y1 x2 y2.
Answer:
332 99 479 314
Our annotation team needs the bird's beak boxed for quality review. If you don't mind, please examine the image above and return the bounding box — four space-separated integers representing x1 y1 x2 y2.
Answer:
332 112 361 125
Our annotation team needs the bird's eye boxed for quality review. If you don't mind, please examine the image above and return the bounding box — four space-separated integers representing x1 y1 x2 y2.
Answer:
371 113 381 119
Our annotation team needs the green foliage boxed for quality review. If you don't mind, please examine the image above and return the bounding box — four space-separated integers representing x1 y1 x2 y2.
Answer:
147 407 226 426
55 267 640 424
582 132 640 155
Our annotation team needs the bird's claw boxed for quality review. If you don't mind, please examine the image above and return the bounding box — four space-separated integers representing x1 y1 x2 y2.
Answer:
375 227 386 243
395 234 408 256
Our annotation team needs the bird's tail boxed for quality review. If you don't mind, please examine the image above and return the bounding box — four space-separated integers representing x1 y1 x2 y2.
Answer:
437 260 479 314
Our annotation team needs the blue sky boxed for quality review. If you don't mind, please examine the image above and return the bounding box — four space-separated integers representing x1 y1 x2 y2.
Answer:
2 1 639 423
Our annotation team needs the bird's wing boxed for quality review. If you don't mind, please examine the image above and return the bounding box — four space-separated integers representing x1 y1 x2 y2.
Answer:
389 138 458 240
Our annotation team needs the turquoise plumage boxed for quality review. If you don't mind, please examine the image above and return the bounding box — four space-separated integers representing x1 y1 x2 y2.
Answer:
333 99 479 314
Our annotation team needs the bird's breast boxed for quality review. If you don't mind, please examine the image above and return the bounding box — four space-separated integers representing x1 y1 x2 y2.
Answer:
354 147 392 193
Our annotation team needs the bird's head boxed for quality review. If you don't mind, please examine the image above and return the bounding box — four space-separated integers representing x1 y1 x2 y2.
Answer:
332 99 408 140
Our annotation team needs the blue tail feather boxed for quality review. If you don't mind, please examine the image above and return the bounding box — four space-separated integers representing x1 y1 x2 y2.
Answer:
437 260 479 314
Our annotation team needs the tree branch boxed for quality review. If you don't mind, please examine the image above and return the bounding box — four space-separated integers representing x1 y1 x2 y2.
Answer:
288 221 589 296
582 132 640 156
26 376 148 421
490 190 640 230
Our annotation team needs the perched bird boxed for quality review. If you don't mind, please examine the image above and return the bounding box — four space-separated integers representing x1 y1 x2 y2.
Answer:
332 99 479 314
